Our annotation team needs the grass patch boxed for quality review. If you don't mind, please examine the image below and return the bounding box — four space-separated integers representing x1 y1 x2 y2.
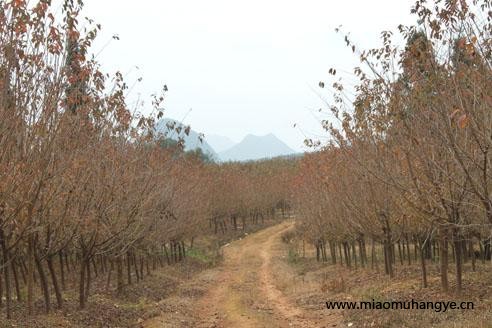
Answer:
287 247 300 264
187 247 221 265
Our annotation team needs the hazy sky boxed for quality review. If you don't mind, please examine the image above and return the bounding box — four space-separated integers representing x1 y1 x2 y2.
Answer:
84 0 416 151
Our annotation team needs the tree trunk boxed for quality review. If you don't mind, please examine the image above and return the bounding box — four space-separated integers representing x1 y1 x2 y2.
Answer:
338 243 343 265
419 239 428 288
84 258 91 303
358 238 365 267
11 259 21 302
163 244 170 265
352 242 358 269
343 242 351 268
59 251 66 291
329 241 336 264
452 229 463 294
127 251 132 285
117 256 123 294
406 235 411 265
470 240 476 271
0 228 12 319
106 263 113 291
133 253 140 282
397 241 404 265
35 253 51 313
47 256 63 309
439 227 449 293
27 237 34 315
0 268 3 308
79 256 86 309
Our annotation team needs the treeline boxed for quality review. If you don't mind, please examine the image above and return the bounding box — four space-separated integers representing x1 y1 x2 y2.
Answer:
207 159 296 234
0 0 295 319
295 0 492 294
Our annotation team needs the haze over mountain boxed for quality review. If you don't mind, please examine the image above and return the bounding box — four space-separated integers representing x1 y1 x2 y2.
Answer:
219 134 296 162
205 134 236 153
155 119 297 162
155 118 218 159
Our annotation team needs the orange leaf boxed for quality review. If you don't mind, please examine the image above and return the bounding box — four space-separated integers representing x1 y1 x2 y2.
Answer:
457 114 469 129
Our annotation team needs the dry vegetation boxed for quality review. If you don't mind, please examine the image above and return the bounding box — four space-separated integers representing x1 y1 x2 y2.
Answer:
289 0 492 326
0 0 294 324
1 0 492 327
295 0 492 293
280 235 491 327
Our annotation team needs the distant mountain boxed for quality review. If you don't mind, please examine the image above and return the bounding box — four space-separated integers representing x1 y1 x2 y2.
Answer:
155 118 218 160
205 134 236 153
219 134 295 162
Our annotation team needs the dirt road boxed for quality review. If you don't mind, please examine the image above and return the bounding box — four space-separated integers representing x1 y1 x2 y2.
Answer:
194 221 340 328
145 221 340 328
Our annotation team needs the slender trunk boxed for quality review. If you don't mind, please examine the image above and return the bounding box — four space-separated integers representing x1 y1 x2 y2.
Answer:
0 228 12 318
47 256 63 309
91 257 98 278
462 239 469 263
358 239 365 267
321 240 327 262
397 241 404 265
139 256 144 280
11 259 21 302
371 239 376 270
84 258 91 303
64 251 70 274
470 240 476 271
79 256 86 309
106 263 113 291
27 237 34 315
19 258 27 284
133 253 140 282
419 239 428 288
117 256 123 294
35 252 51 313
146 255 151 276
452 230 463 294
127 251 132 285
0 268 3 308
181 241 186 259
338 243 343 265
383 241 390 275
414 237 418 261
406 235 411 265
439 227 449 293
352 242 357 269
329 241 336 264
343 242 351 268
163 244 170 265
59 251 66 291
384 239 394 277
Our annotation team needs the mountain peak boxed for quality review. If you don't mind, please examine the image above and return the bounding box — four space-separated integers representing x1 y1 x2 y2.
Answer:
219 134 295 162
243 133 277 140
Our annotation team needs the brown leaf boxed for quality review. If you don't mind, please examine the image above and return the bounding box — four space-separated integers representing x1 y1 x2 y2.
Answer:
449 108 461 119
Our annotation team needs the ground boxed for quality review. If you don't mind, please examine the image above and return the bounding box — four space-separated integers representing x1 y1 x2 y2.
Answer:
144 220 491 328
144 220 341 328
3 221 490 327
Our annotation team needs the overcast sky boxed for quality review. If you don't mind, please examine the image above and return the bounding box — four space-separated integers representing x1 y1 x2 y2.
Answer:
84 0 416 151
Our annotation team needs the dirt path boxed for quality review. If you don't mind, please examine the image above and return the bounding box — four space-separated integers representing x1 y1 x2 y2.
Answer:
144 221 341 328
193 221 340 328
